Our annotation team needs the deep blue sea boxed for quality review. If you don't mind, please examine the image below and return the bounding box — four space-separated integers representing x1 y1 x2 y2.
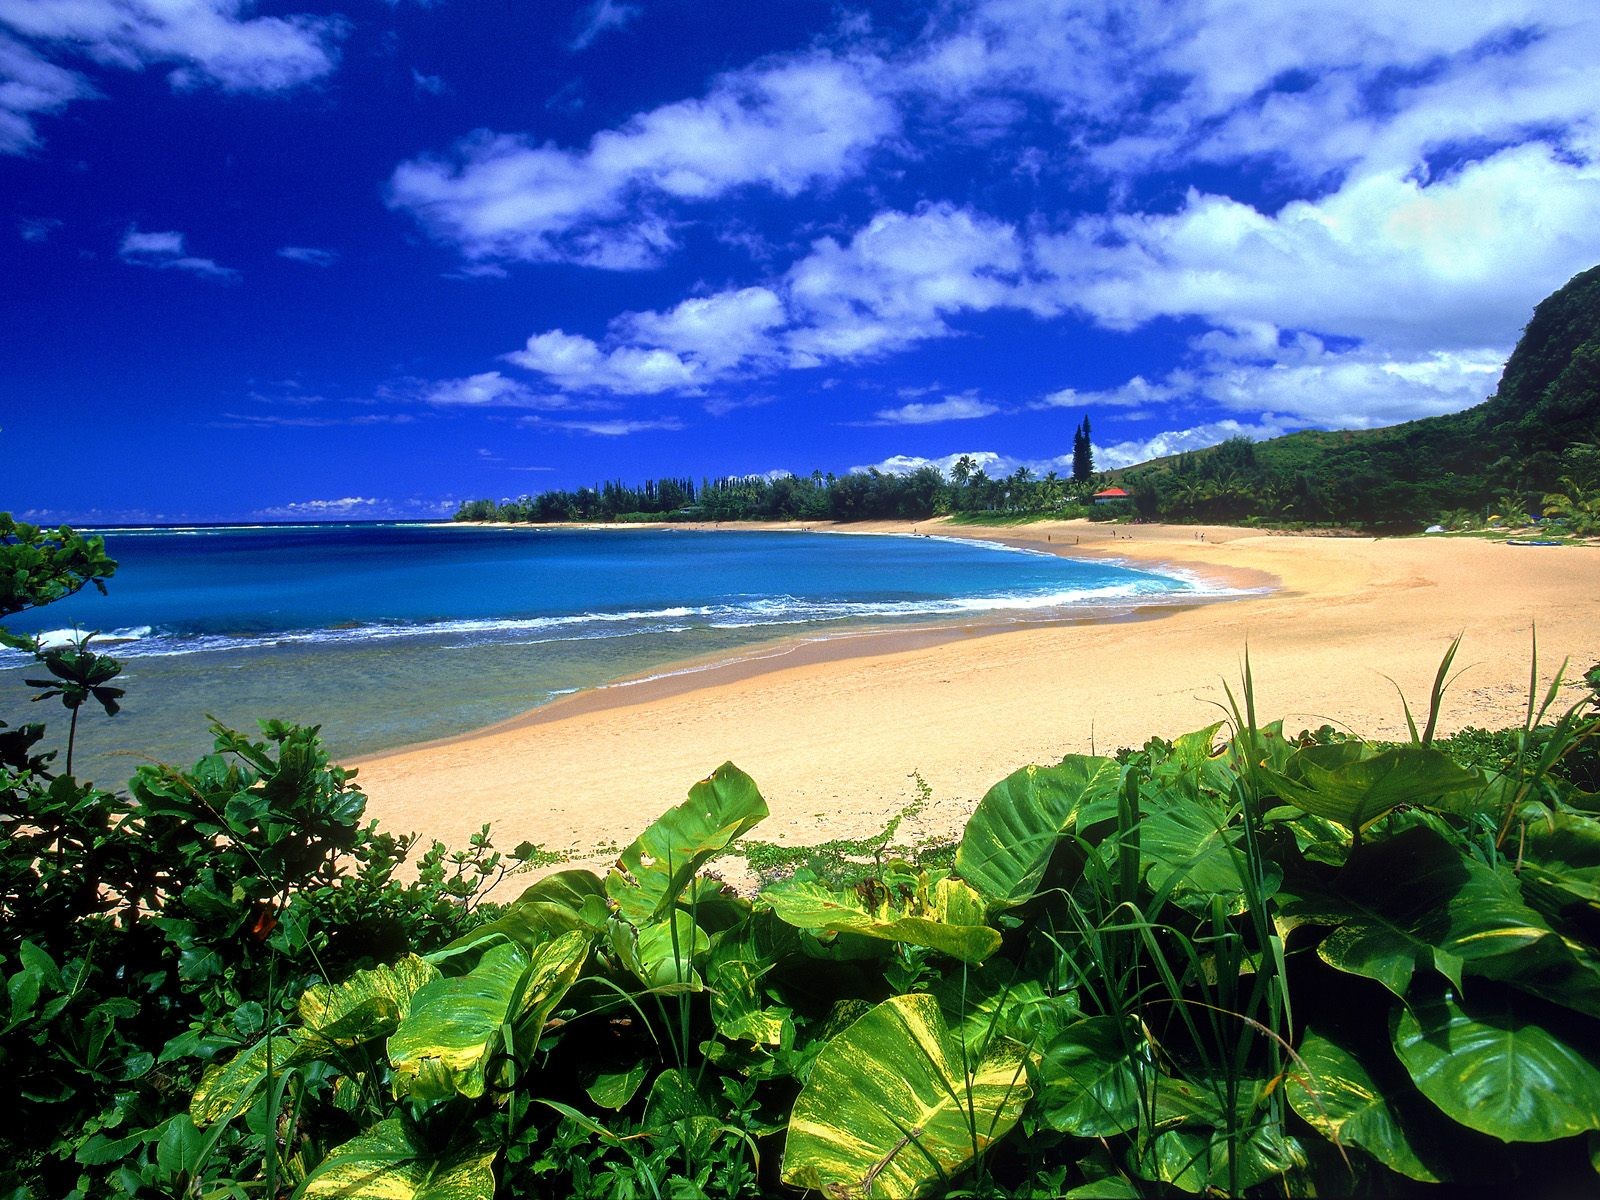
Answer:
0 523 1228 782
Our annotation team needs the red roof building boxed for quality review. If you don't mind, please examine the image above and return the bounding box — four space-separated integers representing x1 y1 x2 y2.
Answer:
1092 487 1131 504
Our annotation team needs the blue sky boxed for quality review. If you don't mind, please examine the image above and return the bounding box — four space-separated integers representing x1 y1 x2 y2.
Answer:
3 1 1599 523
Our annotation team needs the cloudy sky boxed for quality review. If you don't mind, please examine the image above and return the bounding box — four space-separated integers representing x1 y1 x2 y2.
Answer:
3 1 1598 522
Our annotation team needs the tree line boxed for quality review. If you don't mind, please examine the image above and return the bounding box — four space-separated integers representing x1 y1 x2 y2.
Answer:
455 440 1105 525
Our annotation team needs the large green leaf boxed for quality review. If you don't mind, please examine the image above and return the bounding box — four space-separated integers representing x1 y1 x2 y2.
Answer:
301 1118 497 1199
1392 990 1600 1142
1521 811 1600 909
607 762 768 927
782 992 1032 1198
439 870 608 960
1264 743 1485 832
189 1031 304 1128
1136 797 1274 916
1279 825 1557 997
298 955 439 1046
1286 1027 1443 1182
955 756 1120 908
389 931 588 1102
762 873 1001 963
1033 1016 1143 1137
610 909 710 990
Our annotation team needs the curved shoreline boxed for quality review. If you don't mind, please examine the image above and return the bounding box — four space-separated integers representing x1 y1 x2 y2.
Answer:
366 519 1273 758
351 518 1597 884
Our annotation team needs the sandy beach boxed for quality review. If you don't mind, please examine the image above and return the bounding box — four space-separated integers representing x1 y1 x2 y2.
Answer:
353 521 1598 878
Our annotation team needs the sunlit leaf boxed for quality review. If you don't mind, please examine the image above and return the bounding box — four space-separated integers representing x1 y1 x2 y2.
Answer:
1392 990 1600 1143
762 873 1001 963
302 1118 497 1199
955 756 1121 908
1286 1026 1443 1182
607 762 768 927
782 993 1032 1198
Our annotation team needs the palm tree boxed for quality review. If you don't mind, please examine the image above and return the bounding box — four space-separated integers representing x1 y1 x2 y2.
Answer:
951 455 976 488
1541 477 1600 536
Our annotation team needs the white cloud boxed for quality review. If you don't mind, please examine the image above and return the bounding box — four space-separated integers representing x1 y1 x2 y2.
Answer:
118 226 237 279
854 450 1012 477
504 331 700 395
0 0 345 92
0 31 94 152
419 371 569 409
252 495 458 519
619 287 786 374
1035 145 1600 353
1094 418 1299 471
533 416 685 436
411 68 446 96
388 53 898 266
872 393 999 425
569 0 640 52
784 204 1041 363
276 245 337 266
1038 373 1198 411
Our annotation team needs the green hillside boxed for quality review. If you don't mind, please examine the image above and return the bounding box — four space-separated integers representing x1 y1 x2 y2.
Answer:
1118 264 1600 530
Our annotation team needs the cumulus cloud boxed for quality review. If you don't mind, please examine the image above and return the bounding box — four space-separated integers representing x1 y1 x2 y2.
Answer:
852 449 1013 478
0 0 345 150
872 393 999 425
419 371 569 408
1094 418 1300 471
387 53 898 266
1035 145 1600 353
499 204 1041 396
118 227 237 279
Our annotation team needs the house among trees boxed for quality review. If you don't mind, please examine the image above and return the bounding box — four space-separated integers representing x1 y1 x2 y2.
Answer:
1092 486 1131 504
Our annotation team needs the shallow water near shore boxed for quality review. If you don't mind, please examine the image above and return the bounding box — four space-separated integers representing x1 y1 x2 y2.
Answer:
0 522 1231 782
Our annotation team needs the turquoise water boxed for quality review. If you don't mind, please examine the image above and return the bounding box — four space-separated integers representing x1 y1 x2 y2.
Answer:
0 523 1226 782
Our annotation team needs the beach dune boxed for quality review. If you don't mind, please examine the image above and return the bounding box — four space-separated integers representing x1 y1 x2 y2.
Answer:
353 520 1598 878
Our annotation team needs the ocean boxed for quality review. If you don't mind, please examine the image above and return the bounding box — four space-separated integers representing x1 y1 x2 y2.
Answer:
0 523 1230 783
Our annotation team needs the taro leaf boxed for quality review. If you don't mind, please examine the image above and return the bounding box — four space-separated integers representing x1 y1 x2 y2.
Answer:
190 1031 304 1127
1137 798 1277 916
1033 1016 1143 1137
628 909 710 990
298 955 438 1047
1264 742 1485 832
607 762 768 927
1392 989 1600 1143
1520 811 1600 910
1279 825 1557 998
389 931 588 1102
586 1061 649 1109
301 1118 497 1200
1286 1026 1443 1182
782 992 1031 1198
955 756 1120 909
709 958 792 1046
1145 1124 1303 1196
931 964 1068 1059
438 870 607 963
762 874 1001 963
1148 722 1236 796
